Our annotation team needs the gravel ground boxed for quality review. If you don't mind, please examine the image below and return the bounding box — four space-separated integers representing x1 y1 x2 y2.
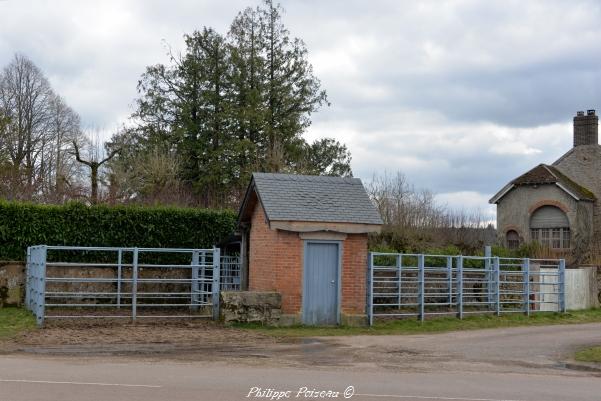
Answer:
2 320 601 376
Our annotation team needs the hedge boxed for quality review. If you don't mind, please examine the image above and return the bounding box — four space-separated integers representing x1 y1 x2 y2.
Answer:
0 202 237 261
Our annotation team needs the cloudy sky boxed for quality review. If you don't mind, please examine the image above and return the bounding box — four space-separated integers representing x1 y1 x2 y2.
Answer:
2 0 601 220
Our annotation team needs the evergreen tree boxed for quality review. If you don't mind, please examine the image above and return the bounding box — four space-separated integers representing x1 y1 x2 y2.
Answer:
122 1 351 207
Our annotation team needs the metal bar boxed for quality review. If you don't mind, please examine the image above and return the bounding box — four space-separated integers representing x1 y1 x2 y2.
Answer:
132 247 138 322
457 256 464 319
396 254 402 308
368 252 374 326
200 252 206 303
559 259 566 312
446 256 453 306
46 246 134 251
191 250 199 311
418 254 425 322
523 258 530 316
494 257 500 315
38 246 47 327
117 249 122 309
484 246 492 310
25 247 31 311
212 246 221 320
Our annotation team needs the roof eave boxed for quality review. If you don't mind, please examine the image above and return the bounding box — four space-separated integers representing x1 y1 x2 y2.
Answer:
236 174 270 227
554 182 580 201
489 183 514 204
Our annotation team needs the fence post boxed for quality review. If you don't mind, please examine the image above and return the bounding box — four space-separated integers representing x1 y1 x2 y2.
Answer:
523 258 530 316
36 246 47 327
201 252 206 303
559 259 566 312
457 256 464 319
396 254 402 308
368 252 374 326
418 254 425 322
446 256 453 307
116 249 122 309
191 250 200 311
212 247 221 320
485 246 492 310
131 247 139 322
25 247 31 311
494 257 500 316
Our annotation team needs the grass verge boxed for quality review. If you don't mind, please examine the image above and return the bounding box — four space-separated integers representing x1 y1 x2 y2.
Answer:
0 308 36 339
575 346 601 364
235 309 601 337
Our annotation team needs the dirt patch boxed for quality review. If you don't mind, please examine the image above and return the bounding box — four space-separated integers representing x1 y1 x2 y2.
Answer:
4 320 601 376
0 319 276 355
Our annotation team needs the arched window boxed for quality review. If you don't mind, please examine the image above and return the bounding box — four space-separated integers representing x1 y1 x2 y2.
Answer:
506 230 520 249
530 206 570 249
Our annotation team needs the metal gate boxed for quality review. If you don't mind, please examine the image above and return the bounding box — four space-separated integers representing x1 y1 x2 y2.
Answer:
25 245 223 326
367 252 566 325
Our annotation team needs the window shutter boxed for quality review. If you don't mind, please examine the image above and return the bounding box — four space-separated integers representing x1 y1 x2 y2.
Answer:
530 206 569 229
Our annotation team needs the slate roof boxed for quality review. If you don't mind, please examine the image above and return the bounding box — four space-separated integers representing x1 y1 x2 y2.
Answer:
238 173 383 225
489 164 595 203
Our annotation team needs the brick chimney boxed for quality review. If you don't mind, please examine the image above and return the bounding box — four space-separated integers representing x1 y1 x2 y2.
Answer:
573 109 598 147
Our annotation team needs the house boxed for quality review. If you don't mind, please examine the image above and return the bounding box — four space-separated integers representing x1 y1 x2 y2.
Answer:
490 110 600 260
237 173 383 325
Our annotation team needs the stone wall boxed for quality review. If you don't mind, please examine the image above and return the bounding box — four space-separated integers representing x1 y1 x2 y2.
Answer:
220 291 281 324
0 262 25 306
554 145 601 240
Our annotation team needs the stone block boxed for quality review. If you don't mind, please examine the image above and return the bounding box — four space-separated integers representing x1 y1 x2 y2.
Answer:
220 291 282 324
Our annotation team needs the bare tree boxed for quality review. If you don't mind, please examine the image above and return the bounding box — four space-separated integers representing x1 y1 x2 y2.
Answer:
105 128 189 205
367 171 493 252
0 54 86 202
0 54 55 199
40 96 85 202
71 138 119 205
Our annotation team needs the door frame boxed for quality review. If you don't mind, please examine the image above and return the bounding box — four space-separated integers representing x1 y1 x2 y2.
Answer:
302 240 343 325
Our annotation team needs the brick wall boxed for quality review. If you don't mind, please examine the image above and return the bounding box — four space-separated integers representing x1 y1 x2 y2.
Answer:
248 203 302 313
248 202 368 317
341 234 368 314
248 203 279 292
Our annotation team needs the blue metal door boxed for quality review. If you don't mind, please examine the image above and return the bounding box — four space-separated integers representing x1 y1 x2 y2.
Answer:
303 242 339 325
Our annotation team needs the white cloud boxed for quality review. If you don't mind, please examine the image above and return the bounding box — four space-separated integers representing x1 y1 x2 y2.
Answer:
1 0 601 222
435 191 497 225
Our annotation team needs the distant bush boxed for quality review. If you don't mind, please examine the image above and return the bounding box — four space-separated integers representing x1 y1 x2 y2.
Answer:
0 202 236 261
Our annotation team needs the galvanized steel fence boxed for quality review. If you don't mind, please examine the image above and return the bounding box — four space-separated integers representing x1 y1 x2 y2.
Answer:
367 251 566 325
25 245 230 326
221 255 241 291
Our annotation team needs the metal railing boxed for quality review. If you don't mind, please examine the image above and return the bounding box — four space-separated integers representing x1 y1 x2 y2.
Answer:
367 251 566 325
25 245 223 326
221 255 241 291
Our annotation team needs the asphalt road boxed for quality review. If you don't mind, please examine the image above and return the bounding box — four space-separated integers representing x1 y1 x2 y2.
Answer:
1 356 600 401
1 323 601 401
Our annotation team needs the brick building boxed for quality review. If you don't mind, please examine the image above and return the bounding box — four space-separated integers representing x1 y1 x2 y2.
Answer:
237 173 383 325
490 110 600 261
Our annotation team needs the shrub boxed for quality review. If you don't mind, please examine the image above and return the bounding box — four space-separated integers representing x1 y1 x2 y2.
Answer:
0 202 237 261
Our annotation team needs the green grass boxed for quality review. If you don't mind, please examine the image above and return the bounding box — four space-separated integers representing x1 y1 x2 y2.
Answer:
0 308 36 339
235 309 601 337
575 346 601 364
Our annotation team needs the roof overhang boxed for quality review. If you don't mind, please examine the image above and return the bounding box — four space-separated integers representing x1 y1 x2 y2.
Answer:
237 175 269 227
490 181 591 204
489 183 514 204
555 182 581 201
270 220 382 234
